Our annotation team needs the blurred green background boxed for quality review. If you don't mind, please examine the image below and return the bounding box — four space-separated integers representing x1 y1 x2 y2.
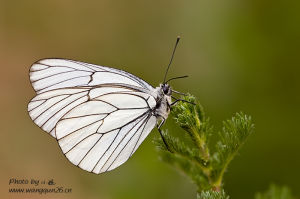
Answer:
1 0 299 198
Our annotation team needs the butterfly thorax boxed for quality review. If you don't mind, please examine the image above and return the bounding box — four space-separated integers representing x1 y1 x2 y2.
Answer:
153 84 172 119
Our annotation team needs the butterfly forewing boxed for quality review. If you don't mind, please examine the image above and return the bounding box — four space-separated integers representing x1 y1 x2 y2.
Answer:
28 58 158 173
30 59 153 94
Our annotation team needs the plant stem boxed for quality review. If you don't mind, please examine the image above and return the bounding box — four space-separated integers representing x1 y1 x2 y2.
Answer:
191 127 210 162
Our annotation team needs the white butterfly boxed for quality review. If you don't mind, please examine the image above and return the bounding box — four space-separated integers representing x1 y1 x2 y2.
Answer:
28 37 190 174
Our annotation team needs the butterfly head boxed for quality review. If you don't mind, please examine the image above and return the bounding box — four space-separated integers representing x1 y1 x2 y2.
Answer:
161 83 172 96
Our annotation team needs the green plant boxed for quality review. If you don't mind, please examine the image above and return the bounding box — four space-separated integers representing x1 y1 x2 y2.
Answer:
154 94 254 197
154 94 297 198
197 190 229 199
255 184 296 199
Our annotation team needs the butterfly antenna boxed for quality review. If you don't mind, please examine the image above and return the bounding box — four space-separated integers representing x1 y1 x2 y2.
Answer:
165 75 188 84
163 36 181 84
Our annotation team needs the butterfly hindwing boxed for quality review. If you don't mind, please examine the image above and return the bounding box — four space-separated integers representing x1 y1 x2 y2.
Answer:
28 87 90 137
58 111 156 173
55 89 157 173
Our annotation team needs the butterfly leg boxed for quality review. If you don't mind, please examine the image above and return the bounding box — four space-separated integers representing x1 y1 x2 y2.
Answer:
171 96 195 106
157 119 172 153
